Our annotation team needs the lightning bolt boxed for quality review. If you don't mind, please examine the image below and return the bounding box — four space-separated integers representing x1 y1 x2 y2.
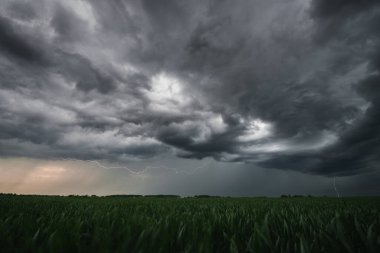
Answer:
333 176 340 198
60 158 209 176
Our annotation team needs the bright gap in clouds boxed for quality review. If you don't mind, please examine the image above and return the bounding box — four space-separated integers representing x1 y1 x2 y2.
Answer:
236 119 272 142
144 72 192 114
241 131 338 154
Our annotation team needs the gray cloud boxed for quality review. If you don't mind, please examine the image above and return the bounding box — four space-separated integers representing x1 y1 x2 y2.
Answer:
0 0 379 178
0 16 47 65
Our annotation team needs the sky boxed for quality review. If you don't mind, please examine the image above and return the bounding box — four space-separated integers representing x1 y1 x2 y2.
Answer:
0 0 380 196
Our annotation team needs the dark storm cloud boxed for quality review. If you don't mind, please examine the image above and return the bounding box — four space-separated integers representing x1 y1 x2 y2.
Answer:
57 52 117 93
311 0 379 18
255 0 380 176
50 3 87 42
0 0 380 177
311 0 380 44
7 1 37 21
0 16 46 65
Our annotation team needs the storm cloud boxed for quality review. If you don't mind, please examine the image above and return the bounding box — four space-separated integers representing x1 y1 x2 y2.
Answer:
1 0 380 177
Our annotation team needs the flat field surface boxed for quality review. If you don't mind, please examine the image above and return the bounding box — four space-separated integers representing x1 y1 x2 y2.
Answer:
0 195 379 253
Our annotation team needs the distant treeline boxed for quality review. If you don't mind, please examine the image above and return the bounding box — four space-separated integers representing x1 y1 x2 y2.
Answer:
105 194 181 198
280 195 317 198
105 195 222 198
0 193 328 198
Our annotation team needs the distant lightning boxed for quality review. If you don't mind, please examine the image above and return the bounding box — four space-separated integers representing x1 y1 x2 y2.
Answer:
60 158 208 176
333 176 340 198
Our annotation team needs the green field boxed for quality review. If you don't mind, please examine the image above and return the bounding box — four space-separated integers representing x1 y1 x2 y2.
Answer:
1 195 379 253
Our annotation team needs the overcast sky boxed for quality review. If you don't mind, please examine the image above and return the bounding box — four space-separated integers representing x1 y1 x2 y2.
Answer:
1 0 380 196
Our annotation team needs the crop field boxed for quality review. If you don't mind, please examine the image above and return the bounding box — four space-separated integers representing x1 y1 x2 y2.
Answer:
0 195 379 253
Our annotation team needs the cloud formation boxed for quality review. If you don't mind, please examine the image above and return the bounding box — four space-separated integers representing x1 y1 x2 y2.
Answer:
0 0 379 176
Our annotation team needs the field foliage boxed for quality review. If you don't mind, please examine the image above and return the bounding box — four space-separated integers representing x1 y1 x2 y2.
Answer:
0 195 379 252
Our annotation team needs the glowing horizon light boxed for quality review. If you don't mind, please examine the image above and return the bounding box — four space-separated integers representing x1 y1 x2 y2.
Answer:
31 165 67 180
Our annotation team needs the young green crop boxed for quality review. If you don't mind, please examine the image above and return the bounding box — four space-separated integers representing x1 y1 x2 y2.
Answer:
0 195 379 252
